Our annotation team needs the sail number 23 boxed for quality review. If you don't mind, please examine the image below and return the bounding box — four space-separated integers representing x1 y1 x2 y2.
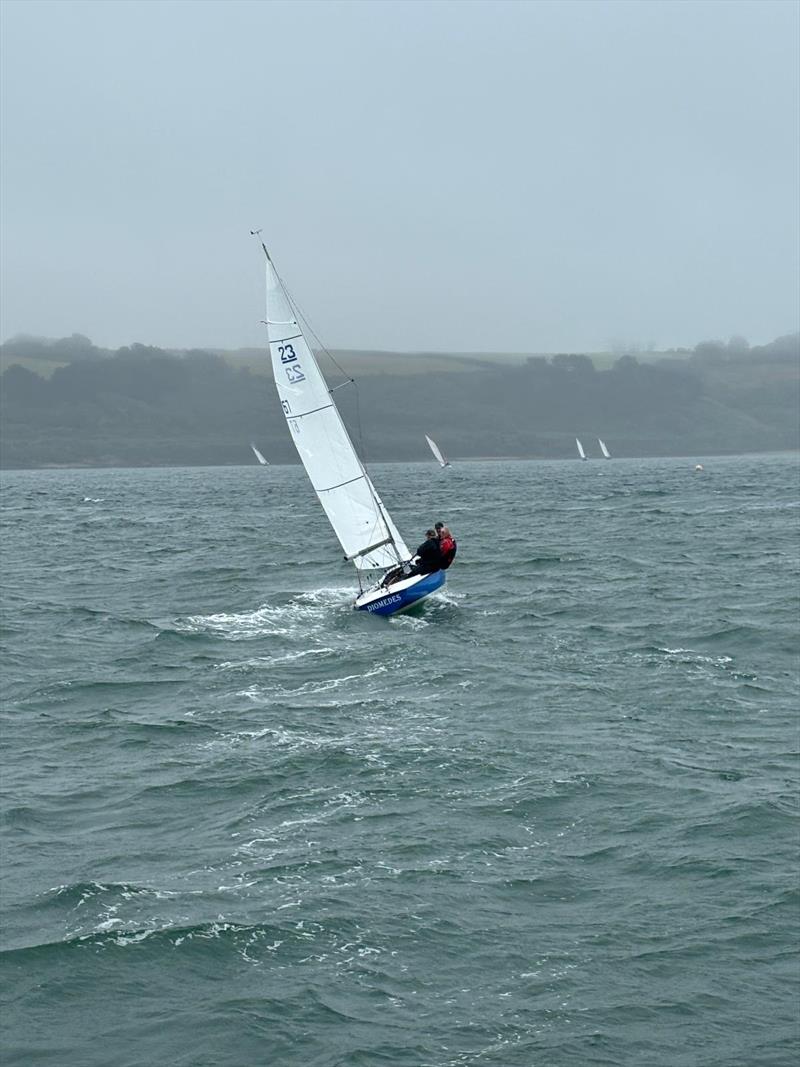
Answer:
277 342 306 383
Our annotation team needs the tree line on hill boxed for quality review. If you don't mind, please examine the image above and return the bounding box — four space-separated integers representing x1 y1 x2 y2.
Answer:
0 333 797 468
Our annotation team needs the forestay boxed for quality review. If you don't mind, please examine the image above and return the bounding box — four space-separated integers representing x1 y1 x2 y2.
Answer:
264 249 409 570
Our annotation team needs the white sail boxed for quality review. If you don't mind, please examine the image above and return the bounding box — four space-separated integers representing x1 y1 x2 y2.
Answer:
598 438 611 459
250 443 269 466
576 437 586 460
425 434 449 467
263 247 409 570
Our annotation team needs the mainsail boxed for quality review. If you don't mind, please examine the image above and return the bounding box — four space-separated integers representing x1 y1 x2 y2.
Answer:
263 245 409 570
425 434 449 467
598 438 611 459
576 438 586 460
250 443 269 465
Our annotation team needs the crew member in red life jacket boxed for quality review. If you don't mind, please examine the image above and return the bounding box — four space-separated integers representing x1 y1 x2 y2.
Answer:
435 522 457 568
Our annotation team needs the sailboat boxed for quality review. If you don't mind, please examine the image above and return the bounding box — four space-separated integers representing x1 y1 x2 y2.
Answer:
425 434 451 468
576 438 587 460
258 239 446 616
598 438 611 459
250 443 269 466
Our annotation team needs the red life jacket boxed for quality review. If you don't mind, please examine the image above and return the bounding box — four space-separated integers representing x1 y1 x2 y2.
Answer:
439 535 457 569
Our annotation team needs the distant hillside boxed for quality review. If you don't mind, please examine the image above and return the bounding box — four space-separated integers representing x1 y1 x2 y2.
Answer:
0 333 797 468
217 348 510 377
0 334 692 379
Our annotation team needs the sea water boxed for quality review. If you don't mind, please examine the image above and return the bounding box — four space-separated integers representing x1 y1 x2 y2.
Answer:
1 455 798 1066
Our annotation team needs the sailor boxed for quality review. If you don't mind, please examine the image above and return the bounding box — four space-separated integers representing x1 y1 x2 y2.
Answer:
407 528 442 577
435 522 457 569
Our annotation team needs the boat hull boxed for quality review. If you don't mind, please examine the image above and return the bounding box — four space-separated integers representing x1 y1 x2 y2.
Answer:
354 570 446 616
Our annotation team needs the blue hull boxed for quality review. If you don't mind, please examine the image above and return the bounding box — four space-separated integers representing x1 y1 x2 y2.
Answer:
355 570 446 616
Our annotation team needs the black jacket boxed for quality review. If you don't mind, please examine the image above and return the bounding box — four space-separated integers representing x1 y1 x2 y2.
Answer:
414 537 442 574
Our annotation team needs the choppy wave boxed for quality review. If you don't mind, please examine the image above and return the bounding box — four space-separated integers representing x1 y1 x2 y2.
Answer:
175 588 355 639
1 456 798 1067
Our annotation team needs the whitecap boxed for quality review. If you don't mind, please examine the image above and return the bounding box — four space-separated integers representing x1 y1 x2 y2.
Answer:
176 588 354 640
214 647 336 671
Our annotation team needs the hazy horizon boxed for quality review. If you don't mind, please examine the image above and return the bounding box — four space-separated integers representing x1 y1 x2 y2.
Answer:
1 330 796 359
1 0 798 354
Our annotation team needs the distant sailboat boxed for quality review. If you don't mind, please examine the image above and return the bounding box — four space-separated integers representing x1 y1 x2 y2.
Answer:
258 238 446 615
250 443 269 466
576 438 587 460
598 438 611 459
425 434 451 468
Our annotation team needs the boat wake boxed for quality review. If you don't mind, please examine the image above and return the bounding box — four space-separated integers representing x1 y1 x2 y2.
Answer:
175 588 355 640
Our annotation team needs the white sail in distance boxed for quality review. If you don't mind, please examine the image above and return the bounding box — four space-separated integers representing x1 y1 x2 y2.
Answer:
598 438 611 459
576 438 586 460
425 434 450 468
263 246 409 569
250 443 269 465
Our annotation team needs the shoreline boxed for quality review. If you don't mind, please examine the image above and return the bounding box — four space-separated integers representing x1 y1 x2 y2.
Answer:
2 450 798 473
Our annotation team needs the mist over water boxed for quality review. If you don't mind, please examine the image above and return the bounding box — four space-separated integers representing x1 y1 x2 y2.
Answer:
1 455 798 1066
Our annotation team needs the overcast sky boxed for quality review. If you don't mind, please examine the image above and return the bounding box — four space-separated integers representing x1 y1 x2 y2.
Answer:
1 0 798 353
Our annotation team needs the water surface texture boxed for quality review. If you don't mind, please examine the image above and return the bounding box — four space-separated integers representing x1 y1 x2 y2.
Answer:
1 456 798 1066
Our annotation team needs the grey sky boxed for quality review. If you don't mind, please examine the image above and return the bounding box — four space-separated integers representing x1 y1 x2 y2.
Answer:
1 0 798 353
